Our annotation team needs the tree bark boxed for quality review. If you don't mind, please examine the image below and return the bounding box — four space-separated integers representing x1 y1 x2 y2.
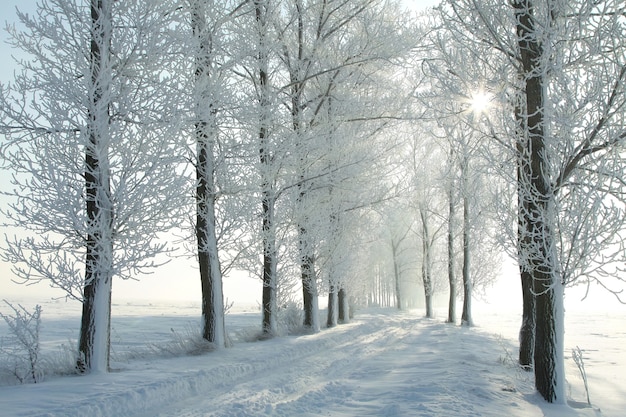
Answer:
420 210 434 319
255 0 278 336
292 1 319 333
424 294 433 319
261 188 277 335
513 0 564 402
338 287 348 323
300 238 318 330
192 0 225 347
196 137 225 347
327 284 337 327
461 178 473 326
392 240 402 310
78 0 113 374
447 177 456 324
518 266 535 369
515 78 536 370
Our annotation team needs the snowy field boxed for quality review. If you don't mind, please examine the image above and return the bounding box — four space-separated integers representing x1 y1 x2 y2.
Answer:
0 299 624 417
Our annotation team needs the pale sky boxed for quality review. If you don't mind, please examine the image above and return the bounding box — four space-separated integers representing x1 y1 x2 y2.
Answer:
0 1 36 81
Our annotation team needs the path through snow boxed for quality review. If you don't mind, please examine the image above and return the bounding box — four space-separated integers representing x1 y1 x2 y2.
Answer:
0 309 603 417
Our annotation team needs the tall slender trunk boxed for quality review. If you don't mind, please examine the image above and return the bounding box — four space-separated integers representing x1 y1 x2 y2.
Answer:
79 0 113 373
192 0 225 347
261 187 277 335
255 0 278 336
295 105 317 329
292 1 318 332
196 132 225 347
447 175 456 324
461 163 473 326
513 0 564 402
392 240 402 310
420 210 433 318
324 95 340 328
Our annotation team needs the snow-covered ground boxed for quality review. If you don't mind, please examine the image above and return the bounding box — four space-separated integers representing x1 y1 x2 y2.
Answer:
0 299 623 417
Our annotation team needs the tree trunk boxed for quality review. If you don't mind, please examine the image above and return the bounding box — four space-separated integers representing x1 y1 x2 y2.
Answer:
461 187 473 327
196 153 225 347
447 177 456 323
338 288 349 323
78 0 113 374
513 0 564 402
261 190 277 335
422 243 434 319
79 271 112 373
516 80 536 370
518 266 535 369
392 241 402 310
420 209 434 319
425 293 433 319
290 2 319 333
192 0 225 348
327 284 337 327
533 262 564 403
300 239 319 331
255 0 278 336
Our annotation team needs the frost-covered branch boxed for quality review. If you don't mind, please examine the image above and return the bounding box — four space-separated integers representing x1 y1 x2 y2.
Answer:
0 301 42 384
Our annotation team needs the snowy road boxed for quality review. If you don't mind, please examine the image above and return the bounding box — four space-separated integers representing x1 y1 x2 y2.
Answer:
143 317 412 417
1 308 605 417
132 312 539 417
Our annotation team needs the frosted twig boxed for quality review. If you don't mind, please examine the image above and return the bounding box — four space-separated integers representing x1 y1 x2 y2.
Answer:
572 346 591 406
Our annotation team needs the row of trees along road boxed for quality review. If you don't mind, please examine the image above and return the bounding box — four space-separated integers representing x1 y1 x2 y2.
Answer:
0 0 414 372
1 0 625 405
434 0 626 403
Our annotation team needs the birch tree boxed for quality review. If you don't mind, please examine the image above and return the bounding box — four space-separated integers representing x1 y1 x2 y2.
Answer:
0 0 186 372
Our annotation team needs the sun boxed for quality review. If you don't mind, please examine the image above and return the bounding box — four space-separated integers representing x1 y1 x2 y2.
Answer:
468 90 492 115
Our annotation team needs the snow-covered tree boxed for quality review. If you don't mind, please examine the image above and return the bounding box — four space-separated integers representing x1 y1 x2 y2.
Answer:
0 0 186 373
229 0 285 336
385 208 415 311
0 301 42 383
230 0 413 334
412 16 504 326
188 0 245 349
437 0 626 402
280 0 415 331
